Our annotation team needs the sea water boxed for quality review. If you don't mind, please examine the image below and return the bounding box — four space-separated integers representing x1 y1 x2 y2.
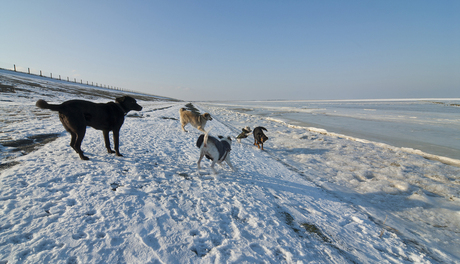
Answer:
208 99 460 161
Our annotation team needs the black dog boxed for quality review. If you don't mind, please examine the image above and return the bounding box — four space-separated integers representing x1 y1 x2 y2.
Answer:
36 96 142 160
253 126 268 150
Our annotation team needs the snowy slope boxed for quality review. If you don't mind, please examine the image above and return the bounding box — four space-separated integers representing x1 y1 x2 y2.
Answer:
1 70 459 263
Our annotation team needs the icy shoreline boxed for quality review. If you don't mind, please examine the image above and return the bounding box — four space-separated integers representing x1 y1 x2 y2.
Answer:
264 116 460 168
204 99 460 162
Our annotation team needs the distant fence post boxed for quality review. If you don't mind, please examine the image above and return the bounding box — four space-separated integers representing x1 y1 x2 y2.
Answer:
4 67 121 93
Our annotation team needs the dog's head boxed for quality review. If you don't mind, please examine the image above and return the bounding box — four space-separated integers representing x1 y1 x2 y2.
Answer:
260 134 268 143
242 126 252 133
218 135 232 145
202 113 212 121
116 96 143 111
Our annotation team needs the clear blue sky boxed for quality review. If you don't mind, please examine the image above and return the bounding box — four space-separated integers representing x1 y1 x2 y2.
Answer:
1 1 459 101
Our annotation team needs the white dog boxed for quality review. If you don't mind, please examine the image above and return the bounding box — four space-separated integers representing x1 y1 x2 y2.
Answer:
196 132 236 174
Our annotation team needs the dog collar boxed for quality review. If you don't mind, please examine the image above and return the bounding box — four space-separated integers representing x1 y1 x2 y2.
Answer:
115 103 128 116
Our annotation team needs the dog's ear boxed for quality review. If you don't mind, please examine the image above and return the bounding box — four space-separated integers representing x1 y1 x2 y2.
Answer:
218 135 224 139
227 136 232 141
116 96 126 103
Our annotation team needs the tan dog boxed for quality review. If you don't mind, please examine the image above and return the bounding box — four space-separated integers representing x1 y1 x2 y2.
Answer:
179 108 212 132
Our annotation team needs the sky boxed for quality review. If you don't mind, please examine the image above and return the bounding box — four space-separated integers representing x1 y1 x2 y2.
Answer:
1 1 459 101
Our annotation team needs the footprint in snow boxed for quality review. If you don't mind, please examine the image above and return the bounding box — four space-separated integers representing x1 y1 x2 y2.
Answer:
9 233 34 244
66 199 77 207
67 256 79 264
142 234 161 250
72 232 87 240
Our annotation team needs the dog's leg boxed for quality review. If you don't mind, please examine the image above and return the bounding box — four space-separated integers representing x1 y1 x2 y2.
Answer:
210 161 218 175
69 132 77 152
260 143 264 150
74 127 89 160
197 150 205 170
254 141 261 149
103 130 115 154
60 115 78 152
113 129 123 157
181 122 188 132
62 113 89 160
226 157 237 172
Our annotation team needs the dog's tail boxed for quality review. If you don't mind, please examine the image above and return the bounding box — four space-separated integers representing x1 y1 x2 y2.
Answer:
203 127 213 147
260 127 268 131
36 100 62 111
203 133 209 148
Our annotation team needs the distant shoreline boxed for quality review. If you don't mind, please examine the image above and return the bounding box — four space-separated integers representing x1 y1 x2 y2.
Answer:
204 98 460 104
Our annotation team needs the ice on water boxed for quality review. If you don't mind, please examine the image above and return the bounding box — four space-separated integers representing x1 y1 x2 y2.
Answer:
208 99 460 161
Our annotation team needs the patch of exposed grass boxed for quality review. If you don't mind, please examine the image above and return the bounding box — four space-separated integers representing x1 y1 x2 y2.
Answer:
300 222 331 243
279 210 331 243
1 133 61 156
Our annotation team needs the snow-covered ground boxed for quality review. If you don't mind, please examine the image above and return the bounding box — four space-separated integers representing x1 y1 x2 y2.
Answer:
1 70 459 263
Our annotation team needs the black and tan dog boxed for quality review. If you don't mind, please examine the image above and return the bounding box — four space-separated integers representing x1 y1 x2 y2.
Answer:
253 126 268 150
36 96 142 160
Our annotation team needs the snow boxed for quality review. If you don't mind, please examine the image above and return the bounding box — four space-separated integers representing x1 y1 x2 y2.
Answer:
1 69 460 263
